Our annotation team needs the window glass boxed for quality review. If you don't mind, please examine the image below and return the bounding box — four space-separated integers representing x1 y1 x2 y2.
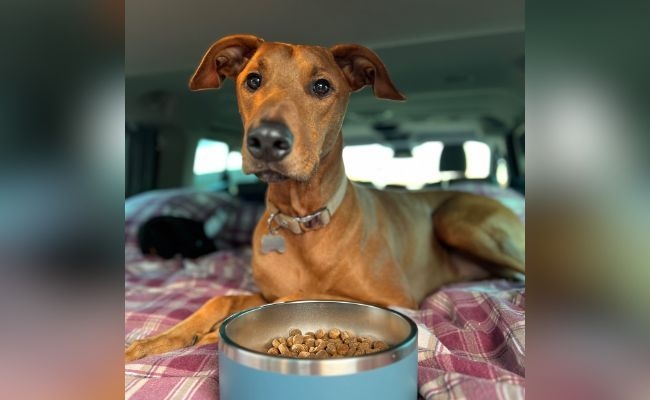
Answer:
193 139 229 175
343 140 491 189
226 151 243 171
496 157 510 187
463 141 491 179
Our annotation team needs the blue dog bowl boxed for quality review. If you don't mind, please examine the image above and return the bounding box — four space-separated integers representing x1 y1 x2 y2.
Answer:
218 300 418 400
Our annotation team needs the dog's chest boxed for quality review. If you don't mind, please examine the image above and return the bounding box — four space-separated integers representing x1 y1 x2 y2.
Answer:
251 232 349 299
252 250 318 299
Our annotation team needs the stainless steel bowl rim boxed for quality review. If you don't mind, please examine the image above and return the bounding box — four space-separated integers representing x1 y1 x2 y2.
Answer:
219 300 418 376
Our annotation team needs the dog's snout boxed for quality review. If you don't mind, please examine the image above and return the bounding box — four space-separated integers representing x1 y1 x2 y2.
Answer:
246 121 293 162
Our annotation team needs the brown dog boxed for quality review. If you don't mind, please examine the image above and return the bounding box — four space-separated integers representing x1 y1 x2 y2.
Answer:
125 35 524 362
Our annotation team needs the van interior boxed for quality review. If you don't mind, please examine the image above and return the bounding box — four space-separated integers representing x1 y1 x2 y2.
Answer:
125 2 526 398
126 1 524 200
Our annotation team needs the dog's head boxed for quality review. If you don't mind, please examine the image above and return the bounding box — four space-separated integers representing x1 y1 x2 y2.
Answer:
189 34 405 183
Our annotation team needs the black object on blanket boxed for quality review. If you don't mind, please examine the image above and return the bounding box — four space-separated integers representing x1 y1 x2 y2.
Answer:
137 216 216 259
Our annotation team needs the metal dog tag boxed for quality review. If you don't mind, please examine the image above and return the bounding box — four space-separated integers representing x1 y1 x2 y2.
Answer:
261 233 286 254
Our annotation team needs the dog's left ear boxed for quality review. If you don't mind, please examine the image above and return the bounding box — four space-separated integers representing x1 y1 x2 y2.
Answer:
330 44 406 101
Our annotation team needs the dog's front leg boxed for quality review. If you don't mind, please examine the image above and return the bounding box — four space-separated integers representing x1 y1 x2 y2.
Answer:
125 293 266 362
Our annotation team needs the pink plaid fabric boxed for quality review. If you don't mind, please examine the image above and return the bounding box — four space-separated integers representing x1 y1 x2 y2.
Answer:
125 187 525 399
125 249 258 399
396 282 525 399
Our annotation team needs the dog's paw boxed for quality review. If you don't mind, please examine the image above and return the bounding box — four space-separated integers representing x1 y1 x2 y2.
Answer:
124 338 152 362
124 334 193 363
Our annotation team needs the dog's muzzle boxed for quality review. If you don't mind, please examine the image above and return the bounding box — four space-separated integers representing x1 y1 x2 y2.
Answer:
246 121 293 162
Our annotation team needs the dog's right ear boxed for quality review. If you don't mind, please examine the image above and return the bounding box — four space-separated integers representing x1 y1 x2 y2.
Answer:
189 35 264 91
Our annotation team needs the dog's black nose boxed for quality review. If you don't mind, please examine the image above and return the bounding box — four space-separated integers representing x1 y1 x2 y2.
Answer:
246 121 293 162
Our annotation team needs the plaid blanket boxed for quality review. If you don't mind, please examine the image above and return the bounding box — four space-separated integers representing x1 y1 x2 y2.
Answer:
125 187 525 400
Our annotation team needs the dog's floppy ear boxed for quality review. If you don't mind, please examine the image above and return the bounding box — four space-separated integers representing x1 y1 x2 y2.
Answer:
330 44 406 101
189 34 264 91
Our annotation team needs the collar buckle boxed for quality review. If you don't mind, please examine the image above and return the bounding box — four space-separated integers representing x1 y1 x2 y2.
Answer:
295 207 331 231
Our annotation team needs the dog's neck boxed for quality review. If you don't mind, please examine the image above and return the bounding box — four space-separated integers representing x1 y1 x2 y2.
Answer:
265 135 347 220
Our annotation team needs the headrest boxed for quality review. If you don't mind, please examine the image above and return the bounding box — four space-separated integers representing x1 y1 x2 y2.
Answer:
439 144 466 173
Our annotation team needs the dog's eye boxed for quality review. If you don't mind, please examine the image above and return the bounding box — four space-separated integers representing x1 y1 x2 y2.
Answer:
312 79 331 97
245 73 262 91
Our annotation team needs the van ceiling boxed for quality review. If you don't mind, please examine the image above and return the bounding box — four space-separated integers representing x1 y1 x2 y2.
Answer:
126 0 524 146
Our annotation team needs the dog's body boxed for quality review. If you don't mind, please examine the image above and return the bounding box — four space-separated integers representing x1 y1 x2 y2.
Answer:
125 35 524 362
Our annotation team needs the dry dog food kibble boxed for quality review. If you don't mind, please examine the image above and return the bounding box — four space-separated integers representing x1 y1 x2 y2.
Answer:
265 328 391 359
